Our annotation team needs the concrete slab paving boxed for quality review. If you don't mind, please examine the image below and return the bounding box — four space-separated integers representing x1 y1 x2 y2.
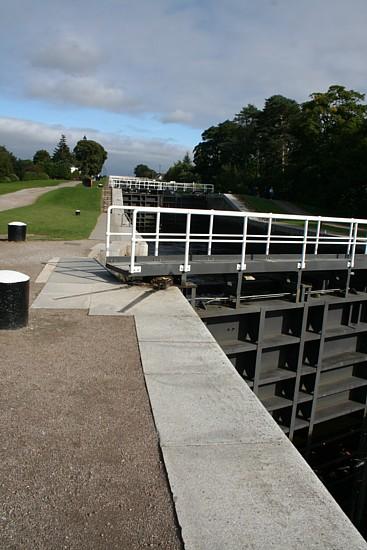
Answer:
136 312 217 342
138 341 230 375
35 257 60 283
89 286 195 317
32 283 97 308
145 372 284 446
163 442 367 550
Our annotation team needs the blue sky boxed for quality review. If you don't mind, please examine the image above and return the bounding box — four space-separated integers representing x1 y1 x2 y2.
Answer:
1 0 367 174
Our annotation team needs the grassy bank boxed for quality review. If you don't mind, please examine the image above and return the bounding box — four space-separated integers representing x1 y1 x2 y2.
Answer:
235 194 290 215
0 179 66 196
0 184 102 239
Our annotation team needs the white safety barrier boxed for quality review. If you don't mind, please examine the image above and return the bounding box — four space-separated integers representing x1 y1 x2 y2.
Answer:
106 205 367 274
108 175 214 194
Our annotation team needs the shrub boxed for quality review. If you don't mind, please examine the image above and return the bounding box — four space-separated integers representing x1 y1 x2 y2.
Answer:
23 172 49 181
9 173 19 181
0 176 11 182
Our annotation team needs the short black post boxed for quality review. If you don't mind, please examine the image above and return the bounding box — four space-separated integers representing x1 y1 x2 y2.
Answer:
75 209 81 216
0 271 30 329
8 221 27 242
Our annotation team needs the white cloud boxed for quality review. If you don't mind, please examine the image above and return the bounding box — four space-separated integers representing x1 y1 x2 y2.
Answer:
160 110 194 124
0 116 187 174
31 36 104 76
27 76 138 113
1 0 367 128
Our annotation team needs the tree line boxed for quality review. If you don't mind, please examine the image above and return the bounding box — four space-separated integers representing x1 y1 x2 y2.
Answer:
0 135 107 183
138 85 367 217
194 85 367 217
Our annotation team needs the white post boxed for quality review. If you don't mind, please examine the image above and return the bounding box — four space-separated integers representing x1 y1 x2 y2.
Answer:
238 216 248 271
154 211 161 257
300 219 309 269
314 218 321 255
106 206 112 257
347 220 354 256
351 222 359 268
266 215 272 256
130 209 138 273
208 213 214 256
182 213 191 272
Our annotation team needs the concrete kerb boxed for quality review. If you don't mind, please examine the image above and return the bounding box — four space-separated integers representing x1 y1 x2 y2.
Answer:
31 256 367 549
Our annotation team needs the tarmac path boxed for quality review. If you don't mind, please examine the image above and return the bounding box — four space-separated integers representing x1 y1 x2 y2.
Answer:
0 180 80 212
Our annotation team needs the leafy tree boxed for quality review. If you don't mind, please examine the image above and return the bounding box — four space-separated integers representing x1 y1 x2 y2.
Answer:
194 121 247 191
165 153 197 183
134 164 157 178
14 159 34 180
73 137 107 176
0 146 15 179
292 85 367 214
33 149 51 166
257 95 301 197
46 160 72 180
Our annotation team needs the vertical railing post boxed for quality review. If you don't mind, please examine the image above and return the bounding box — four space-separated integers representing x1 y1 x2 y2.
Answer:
266 215 272 256
208 212 214 256
130 209 138 273
347 220 354 256
314 218 321 255
238 216 248 271
351 222 359 268
299 219 309 269
106 206 112 258
181 212 191 272
154 210 161 257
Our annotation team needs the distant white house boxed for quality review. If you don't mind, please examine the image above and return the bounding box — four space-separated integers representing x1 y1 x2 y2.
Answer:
70 166 78 173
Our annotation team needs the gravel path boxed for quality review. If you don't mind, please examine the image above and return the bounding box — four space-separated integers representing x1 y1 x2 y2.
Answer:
0 180 80 212
0 240 182 549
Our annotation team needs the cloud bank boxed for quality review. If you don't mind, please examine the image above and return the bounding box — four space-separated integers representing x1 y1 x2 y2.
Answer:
0 117 188 174
1 0 367 128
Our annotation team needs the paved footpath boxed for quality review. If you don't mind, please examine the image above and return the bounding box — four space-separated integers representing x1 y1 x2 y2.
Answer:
0 180 80 212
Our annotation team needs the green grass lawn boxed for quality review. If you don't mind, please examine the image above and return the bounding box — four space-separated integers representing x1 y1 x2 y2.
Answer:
0 184 102 239
0 179 66 196
235 194 290 215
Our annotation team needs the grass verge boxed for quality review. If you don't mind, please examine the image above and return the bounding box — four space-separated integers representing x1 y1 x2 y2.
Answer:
235 194 290 215
0 184 102 239
0 179 66 196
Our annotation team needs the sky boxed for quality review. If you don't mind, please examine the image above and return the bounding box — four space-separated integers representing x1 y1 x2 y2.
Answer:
1 0 367 175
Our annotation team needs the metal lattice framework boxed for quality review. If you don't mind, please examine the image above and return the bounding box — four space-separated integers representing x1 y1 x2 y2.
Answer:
108 175 214 193
106 205 367 274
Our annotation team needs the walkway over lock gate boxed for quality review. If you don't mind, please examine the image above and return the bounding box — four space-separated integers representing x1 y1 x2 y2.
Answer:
105 205 367 278
108 175 214 194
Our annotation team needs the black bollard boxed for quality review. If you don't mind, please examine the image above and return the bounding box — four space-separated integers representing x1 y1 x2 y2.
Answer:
75 209 81 216
8 221 27 242
0 271 30 329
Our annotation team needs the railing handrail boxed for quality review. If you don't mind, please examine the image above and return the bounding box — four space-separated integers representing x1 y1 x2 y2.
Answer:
106 205 367 274
108 176 214 193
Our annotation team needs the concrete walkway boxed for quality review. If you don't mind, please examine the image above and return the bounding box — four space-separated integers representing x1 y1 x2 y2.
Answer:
30 257 367 549
0 180 80 212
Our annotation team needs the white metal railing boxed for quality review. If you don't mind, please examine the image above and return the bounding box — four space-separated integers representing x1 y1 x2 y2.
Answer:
108 175 214 193
106 205 367 274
